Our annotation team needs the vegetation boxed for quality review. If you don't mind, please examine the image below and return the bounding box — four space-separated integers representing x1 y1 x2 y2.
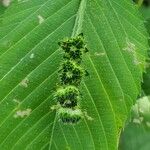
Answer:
0 0 150 149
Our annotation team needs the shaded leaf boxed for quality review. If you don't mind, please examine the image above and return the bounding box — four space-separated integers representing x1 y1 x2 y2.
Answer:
120 96 150 150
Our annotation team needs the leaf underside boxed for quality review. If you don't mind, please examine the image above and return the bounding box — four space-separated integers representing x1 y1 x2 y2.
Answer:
0 0 148 150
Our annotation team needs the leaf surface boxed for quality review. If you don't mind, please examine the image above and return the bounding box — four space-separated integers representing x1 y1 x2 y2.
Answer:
0 0 148 149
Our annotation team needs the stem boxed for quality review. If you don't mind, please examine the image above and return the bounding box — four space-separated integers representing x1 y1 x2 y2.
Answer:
137 0 144 8
72 0 87 37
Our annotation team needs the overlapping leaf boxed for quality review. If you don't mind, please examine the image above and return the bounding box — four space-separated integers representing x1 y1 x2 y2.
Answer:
120 96 150 150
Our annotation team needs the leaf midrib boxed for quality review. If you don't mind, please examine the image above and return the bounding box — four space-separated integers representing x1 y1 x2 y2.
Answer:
49 1 95 150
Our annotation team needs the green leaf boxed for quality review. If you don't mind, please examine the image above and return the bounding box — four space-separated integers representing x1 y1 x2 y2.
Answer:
132 96 150 124
0 0 148 149
141 6 150 20
120 123 150 150
119 96 150 150
0 2 8 22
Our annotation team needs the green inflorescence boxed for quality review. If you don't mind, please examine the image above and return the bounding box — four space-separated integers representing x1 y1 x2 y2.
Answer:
54 33 88 124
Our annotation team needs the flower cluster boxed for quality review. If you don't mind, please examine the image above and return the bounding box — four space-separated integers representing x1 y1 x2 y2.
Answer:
54 34 88 124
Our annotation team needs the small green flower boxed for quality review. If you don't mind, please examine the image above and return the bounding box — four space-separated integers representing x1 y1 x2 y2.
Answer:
54 34 89 124
58 34 88 63
59 60 84 86
54 85 80 107
57 107 83 124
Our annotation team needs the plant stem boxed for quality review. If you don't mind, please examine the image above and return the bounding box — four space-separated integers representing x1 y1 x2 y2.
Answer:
137 0 144 8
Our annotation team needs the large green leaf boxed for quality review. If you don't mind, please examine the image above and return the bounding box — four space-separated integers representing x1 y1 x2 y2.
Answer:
0 0 148 149
119 96 150 150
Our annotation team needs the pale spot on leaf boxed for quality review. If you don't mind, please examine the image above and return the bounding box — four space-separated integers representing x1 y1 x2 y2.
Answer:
84 111 93 121
13 99 20 104
66 145 71 150
94 52 106 57
14 108 32 118
123 39 136 53
133 56 142 66
38 15 44 24
2 0 11 7
20 78 29 88
119 99 123 102
123 38 142 67
30 53 34 59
